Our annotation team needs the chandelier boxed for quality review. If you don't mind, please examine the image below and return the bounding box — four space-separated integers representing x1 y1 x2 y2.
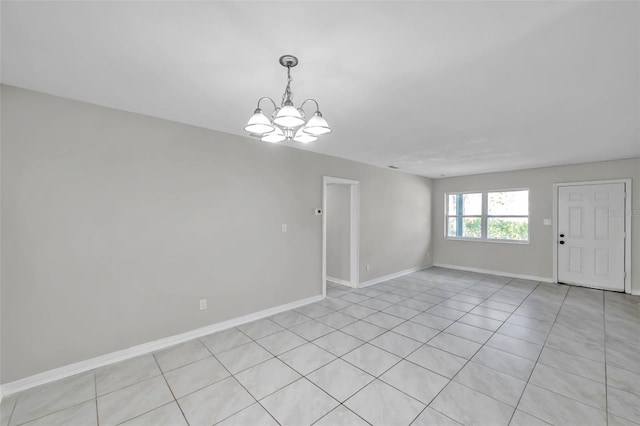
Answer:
244 55 331 144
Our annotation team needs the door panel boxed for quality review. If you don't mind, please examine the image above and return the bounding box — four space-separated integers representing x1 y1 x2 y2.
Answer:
557 183 625 291
569 207 582 237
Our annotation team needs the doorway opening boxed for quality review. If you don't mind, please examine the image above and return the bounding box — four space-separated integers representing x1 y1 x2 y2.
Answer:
322 177 360 296
553 179 632 293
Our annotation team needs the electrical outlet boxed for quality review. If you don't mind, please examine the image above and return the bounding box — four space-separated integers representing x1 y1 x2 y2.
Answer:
199 299 207 310
366 264 370 272
282 224 288 233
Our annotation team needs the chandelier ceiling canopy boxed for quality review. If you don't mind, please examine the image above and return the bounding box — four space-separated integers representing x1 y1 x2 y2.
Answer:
244 55 331 144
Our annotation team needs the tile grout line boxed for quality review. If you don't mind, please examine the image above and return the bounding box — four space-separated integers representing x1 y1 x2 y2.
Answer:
406 277 531 425
12 398 96 426
410 278 507 421
335 275 527 425
151 353 192 426
214 325 293 425
523 324 607 366
309 403 373 426
5 392 20 426
9 376 98 426
441 286 611 424
94 371 99 426
307 309 420 400
535 291 613 409
200 334 283 426
330 277 469 424
506 283 571 425
376 281 525 363
522 366 612 415
306 275 496 423
237 278 624 424
603 291 609 426
212 312 377 425
95 355 182 424
426 281 563 418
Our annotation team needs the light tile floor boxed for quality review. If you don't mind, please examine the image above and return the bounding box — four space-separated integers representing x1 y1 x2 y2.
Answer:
2 267 640 425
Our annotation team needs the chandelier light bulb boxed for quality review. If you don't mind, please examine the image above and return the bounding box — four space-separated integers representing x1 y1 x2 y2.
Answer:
261 127 286 143
303 111 332 136
293 128 318 144
244 108 275 135
273 103 305 128
244 55 331 143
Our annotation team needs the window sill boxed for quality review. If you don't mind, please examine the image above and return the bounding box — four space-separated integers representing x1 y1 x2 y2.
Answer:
444 237 530 245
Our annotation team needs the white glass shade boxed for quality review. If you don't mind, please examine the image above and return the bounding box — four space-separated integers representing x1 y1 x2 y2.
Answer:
293 128 318 144
273 105 305 128
244 110 274 135
261 127 286 143
303 112 331 136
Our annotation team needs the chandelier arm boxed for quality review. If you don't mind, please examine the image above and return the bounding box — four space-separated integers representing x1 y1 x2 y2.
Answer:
256 96 278 112
299 98 320 113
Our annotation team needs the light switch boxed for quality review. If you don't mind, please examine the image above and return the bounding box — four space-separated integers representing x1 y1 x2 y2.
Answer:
282 224 288 232
543 219 552 226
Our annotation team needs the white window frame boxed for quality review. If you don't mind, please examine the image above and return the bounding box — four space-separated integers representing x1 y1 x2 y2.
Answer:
445 191 483 240
445 188 530 244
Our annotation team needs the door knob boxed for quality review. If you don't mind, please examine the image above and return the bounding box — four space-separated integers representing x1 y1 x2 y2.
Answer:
559 241 565 245
559 234 565 237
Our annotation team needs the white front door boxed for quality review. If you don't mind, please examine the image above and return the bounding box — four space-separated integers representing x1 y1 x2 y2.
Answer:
557 183 626 291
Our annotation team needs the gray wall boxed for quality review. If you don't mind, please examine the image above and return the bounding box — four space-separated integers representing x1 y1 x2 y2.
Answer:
433 158 640 293
326 184 351 282
0 85 433 383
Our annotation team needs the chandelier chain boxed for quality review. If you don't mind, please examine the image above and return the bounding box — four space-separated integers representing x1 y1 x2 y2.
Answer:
281 66 293 106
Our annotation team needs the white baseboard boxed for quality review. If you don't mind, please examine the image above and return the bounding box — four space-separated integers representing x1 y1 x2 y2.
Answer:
326 276 355 288
358 265 431 288
435 264 638 295
0 294 324 397
433 263 554 283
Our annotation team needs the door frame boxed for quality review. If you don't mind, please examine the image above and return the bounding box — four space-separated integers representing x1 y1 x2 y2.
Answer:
552 179 632 293
322 176 360 296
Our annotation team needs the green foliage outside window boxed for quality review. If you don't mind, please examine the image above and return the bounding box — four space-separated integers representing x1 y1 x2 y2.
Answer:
488 218 528 240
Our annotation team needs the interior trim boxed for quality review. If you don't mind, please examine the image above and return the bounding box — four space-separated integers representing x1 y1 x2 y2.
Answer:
326 276 355 288
0 293 324 397
433 263 554 283
358 265 432 288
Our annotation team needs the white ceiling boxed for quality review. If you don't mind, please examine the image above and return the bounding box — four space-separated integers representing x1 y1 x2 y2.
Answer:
2 1 638 178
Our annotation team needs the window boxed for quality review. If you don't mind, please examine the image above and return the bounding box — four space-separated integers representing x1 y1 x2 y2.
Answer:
447 193 482 239
446 189 529 242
